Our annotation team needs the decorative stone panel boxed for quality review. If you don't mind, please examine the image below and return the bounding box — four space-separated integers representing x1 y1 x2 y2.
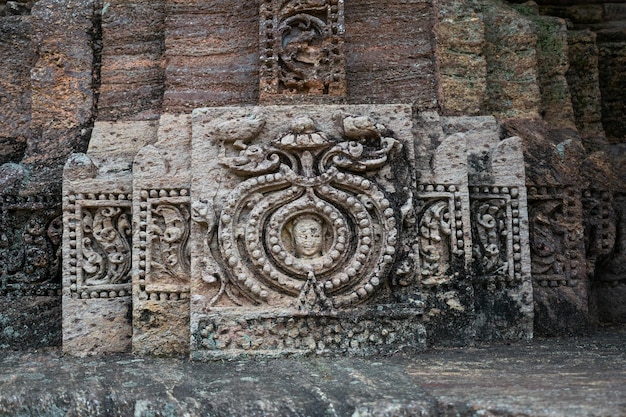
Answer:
527 186 582 288
259 0 346 103
131 114 192 356
64 192 132 300
62 121 158 356
190 104 422 357
0 195 61 297
60 108 534 357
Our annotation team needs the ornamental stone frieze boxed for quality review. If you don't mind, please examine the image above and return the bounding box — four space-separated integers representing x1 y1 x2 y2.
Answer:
62 105 532 358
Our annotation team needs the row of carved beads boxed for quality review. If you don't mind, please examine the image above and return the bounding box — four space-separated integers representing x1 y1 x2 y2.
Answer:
141 291 189 302
197 315 420 352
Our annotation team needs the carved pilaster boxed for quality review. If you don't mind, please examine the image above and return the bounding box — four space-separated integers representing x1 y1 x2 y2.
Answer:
62 121 157 356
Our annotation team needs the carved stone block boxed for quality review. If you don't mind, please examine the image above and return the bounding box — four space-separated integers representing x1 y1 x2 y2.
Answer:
132 114 192 356
259 0 346 103
189 104 422 357
62 121 157 355
528 185 589 335
60 108 535 357
528 187 582 288
0 193 62 350
441 117 532 341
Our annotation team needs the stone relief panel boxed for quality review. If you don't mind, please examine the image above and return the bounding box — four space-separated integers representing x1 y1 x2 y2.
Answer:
527 186 582 287
130 115 193 356
0 196 62 297
259 0 346 102
134 188 191 302
410 186 466 287
190 104 419 357
470 186 525 288
64 193 132 299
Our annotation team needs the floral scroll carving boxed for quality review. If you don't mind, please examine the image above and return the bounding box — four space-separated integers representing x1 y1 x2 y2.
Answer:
136 189 191 301
528 187 581 287
65 193 132 299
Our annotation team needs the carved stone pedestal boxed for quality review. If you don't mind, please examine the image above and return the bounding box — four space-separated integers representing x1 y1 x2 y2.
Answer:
62 105 533 358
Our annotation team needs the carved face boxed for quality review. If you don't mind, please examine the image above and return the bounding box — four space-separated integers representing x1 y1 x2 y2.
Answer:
292 215 324 258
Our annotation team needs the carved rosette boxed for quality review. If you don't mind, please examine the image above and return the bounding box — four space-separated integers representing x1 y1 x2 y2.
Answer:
135 188 191 302
259 0 346 100
470 186 524 287
64 193 132 299
213 115 400 309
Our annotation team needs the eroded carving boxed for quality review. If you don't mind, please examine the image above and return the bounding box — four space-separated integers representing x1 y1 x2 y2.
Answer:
582 189 615 272
528 187 580 287
194 309 426 357
413 185 465 286
259 0 346 100
0 195 62 296
470 186 524 287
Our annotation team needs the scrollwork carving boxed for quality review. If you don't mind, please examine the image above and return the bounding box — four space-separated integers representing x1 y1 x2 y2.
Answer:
81 207 132 285
135 188 191 301
472 199 508 275
418 200 452 279
528 187 580 287
65 193 132 299
149 203 191 282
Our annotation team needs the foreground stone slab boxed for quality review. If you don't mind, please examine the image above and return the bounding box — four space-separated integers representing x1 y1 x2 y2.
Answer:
1 327 624 416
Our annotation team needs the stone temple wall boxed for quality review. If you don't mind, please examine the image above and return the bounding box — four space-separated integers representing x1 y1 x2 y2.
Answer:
0 0 624 353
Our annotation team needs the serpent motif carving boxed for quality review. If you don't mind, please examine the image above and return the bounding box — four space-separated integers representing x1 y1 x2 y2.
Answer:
214 114 401 309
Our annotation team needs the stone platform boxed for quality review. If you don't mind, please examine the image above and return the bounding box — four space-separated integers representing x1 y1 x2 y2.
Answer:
1 327 625 417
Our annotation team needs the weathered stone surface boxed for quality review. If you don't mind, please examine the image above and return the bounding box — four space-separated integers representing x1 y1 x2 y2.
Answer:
435 0 486 115
97 0 166 121
0 15 34 165
483 2 541 119
25 0 96 183
162 0 260 111
534 15 577 130
597 28 626 143
566 30 605 145
344 0 438 108
62 297 132 355
0 296 61 350
0 326 624 416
